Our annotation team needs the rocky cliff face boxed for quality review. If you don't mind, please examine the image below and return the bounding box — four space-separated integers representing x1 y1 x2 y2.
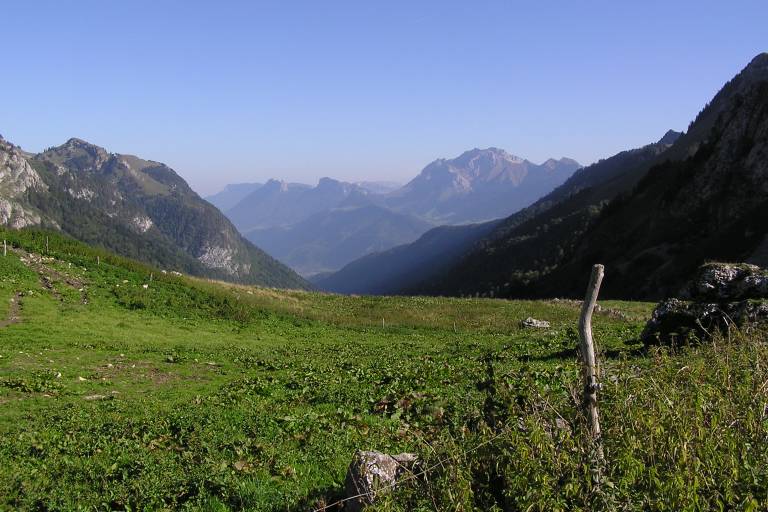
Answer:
0 137 47 228
0 136 307 289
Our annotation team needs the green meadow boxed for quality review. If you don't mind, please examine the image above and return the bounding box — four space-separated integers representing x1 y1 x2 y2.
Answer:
0 230 765 511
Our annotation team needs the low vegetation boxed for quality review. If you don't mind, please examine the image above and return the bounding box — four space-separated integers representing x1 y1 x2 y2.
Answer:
0 229 765 511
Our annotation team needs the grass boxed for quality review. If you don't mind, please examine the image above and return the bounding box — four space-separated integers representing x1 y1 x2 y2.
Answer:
0 228 765 511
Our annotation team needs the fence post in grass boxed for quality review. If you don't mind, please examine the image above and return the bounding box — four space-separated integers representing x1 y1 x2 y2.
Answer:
97 255 100 266
45 236 49 254
3 239 6 257
579 264 605 468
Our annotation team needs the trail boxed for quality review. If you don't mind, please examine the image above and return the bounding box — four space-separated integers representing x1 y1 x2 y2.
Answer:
13 248 89 305
0 292 22 328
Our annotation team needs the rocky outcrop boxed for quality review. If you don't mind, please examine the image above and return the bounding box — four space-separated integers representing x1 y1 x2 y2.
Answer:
683 263 768 301
343 450 418 511
0 137 47 228
642 263 768 344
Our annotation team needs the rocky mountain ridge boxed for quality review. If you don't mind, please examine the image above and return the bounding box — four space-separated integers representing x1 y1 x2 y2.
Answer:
385 148 581 224
0 136 308 289
219 147 579 275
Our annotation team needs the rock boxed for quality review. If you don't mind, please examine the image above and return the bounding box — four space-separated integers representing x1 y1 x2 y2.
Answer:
686 263 768 301
83 394 109 401
642 269 768 345
343 450 418 511
521 317 550 329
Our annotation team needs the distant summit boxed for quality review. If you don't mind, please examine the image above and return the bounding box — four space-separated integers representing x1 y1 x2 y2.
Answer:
225 177 365 232
385 147 580 223
658 130 682 145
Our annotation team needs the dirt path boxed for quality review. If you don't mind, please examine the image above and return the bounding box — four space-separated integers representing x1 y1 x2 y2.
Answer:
13 249 89 305
0 292 22 328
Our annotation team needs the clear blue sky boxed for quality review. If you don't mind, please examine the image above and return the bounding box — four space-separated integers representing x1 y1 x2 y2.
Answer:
2 1 765 195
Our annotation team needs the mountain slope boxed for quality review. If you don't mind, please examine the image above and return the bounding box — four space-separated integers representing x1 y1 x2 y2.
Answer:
245 204 432 275
0 136 307 289
421 53 768 299
319 131 679 296
355 181 401 195
386 148 580 224
205 182 262 211
536 58 768 299
314 220 499 294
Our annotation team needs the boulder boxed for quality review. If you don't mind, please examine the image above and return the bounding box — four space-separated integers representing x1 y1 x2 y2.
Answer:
642 262 768 345
521 317 550 329
685 263 768 301
343 450 417 511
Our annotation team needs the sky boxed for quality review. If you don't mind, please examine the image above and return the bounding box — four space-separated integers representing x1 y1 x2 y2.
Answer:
1 1 766 195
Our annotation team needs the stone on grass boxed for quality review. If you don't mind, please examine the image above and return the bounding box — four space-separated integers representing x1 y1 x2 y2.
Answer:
521 317 550 329
343 450 417 511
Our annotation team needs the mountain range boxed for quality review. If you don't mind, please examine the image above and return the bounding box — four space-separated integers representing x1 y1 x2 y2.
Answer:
6 53 764 299
0 137 307 289
214 148 580 275
205 182 262 211
318 53 768 300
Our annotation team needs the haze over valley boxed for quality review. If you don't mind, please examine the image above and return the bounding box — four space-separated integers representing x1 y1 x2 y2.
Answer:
1 2 767 510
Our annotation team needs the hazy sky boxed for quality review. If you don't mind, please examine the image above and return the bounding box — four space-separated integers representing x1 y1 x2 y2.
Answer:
2 1 766 195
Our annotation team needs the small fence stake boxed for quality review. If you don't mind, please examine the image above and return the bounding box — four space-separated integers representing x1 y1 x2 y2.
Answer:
3 239 6 257
45 236 49 254
579 264 605 472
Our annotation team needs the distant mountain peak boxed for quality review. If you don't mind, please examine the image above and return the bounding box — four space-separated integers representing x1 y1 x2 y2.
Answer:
317 176 344 188
456 147 525 164
747 52 768 70
658 129 682 145
542 157 581 170
61 137 108 154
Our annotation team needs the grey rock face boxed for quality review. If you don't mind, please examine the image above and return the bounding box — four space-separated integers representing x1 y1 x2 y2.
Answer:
343 450 417 511
642 263 768 344
0 138 47 228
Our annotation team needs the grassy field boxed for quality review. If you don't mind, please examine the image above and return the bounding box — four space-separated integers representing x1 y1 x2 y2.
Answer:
0 229 766 511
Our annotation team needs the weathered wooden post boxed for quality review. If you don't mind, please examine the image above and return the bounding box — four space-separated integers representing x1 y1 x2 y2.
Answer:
579 264 605 465
3 239 6 257
45 236 49 254
97 255 100 266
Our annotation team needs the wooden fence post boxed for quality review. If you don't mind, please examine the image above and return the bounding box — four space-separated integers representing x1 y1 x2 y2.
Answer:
45 236 49 254
579 264 605 466
3 239 6 257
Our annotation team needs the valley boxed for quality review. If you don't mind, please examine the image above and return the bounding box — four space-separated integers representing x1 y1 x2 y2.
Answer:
1 229 764 510
1 5 766 507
